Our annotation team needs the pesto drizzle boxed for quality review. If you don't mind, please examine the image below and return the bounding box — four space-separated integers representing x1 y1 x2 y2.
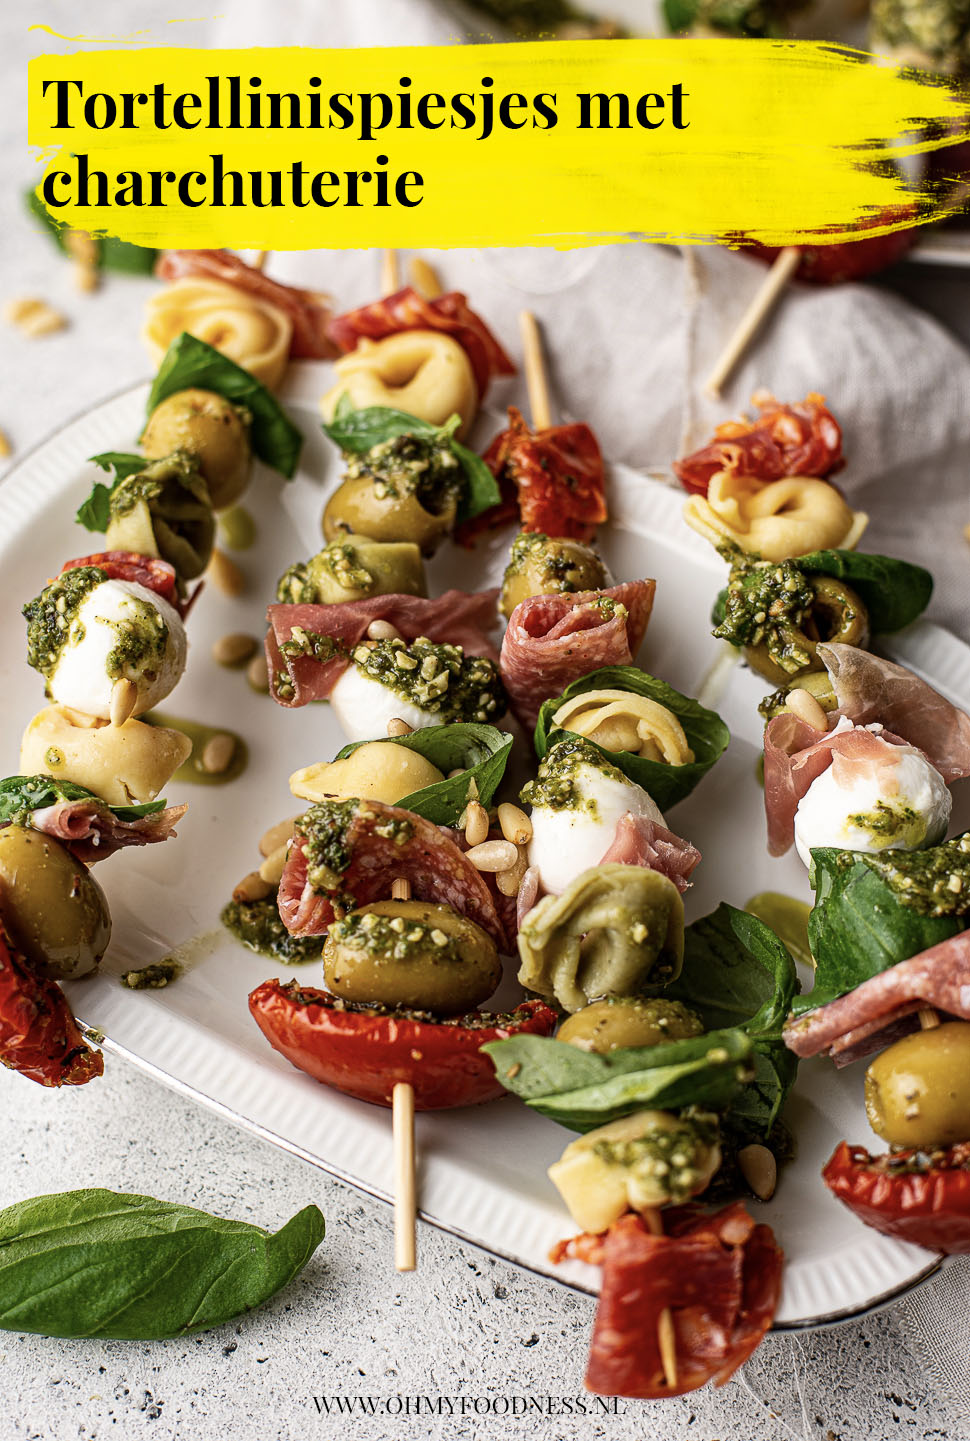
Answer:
344 431 463 514
859 832 970 917
23 566 103 678
520 735 626 814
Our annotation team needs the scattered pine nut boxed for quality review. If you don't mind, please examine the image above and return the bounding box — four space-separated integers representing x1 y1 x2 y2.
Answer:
233 870 272 903
212 632 258 667
465 839 519 872
498 802 533 846
5 296 68 337
109 677 137 728
64 229 98 266
258 842 289 886
464 800 490 848
738 1144 777 1200
246 653 270 692
0 428 11 459
207 547 245 597
785 687 827 732
259 816 297 858
201 732 236 774
367 618 402 641
387 717 413 737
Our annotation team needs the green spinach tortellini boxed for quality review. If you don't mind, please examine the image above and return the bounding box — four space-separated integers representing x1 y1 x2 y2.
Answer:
105 451 215 581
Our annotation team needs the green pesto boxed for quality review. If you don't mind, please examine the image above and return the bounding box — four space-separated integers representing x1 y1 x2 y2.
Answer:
520 735 624 814
144 713 248 787
593 1113 720 1206
277 628 347 666
120 960 181 989
676 0 805 37
870 0 970 67
287 988 526 1029
220 895 323 965
275 561 316 605
758 669 839 721
847 800 921 841
350 637 505 724
344 432 463 514
503 532 606 592
275 542 375 605
299 799 380 895
104 594 169 680
590 595 626 623
859 832 970 917
327 910 464 966
108 451 207 519
23 566 103 679
713 545 815 672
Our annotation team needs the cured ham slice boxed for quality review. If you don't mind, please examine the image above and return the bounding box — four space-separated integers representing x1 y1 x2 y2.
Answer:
278 799 508 950
674 392 843 497
500 581 656 730
266 588 500 708
12 801 188 866
598 812 701 895
784 932 970 1063
155 249 336 359
583 1202 782 1398
326 287 515 399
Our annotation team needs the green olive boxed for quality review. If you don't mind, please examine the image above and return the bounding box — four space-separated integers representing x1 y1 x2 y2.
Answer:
865 1021 970 1148
306 535 427 605
141 389 252 511
0 825 111 980
323 477 457 557
323 899 501 1014
499 534 610 619
557 996 703 1053
744 576 870 687
759 668 839 721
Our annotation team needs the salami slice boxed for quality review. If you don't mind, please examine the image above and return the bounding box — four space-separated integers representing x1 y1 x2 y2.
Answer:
16 800 187 865
326 287 515 400
500 581 655 731
61 551 178 606
598 812 701 894
266 588 500 708
784 932 970 1062
278 799 508 950
674 392 843 497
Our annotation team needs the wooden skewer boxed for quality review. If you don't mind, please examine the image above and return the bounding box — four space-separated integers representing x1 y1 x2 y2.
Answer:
109 677 137 728
251 251 271 273
381 248 401 297
642 1207 678 1390
390 874 417 1272
919 1008 941 1030
519 310 553 432
704 246 801 399
409 256 443 300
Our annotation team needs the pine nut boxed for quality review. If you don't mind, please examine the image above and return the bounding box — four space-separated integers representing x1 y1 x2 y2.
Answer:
367 618 402 641
233 870 272 903
785 687 827 732
5 297 67 337
464 801 490 848
109 678 138 728
738 1144 777 1201
258 842 290 886
207 547 245 597
201 733 236 774
73 262 100 294
498 803 533 846
212 632 258 667
247 653 270 692
496 847 529 896
447 768 465 779
259 816 297 857
0 428 10 459
387 717 413 737
465 839 518 872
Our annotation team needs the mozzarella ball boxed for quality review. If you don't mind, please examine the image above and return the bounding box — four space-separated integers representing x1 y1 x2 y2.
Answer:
528 759 664 895
48 580 187 720
794 743 951 868
330 665 441 744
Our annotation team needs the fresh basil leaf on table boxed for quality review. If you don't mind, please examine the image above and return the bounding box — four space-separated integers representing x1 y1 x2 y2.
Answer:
0 776 165 825
533 665 730 810
76 452 146 532
710 549 932 635
148 332 303 478
482 1028 752 1133
322 398 501 524
793 847 965 1016
0 1190 324 1340
335 724 513 827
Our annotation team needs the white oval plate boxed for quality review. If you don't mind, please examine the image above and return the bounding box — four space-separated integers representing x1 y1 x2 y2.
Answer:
1 366 960 1328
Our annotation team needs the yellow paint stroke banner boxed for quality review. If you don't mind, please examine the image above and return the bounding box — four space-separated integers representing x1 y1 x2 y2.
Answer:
27 40 970 250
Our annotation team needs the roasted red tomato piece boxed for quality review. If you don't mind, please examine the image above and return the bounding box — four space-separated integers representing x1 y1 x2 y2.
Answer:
747 205 920 286
0 919 103 1087
823 1140 970 1254
61 551 178 605
248 982 556 1110
673 391 843 497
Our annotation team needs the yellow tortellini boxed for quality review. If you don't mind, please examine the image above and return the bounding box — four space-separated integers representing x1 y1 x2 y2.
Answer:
683 471 868 563
290 741 445 807
319 332 477 437
552 690 694 765
517 863 684 1013
20 705 192 806
142 279 293 390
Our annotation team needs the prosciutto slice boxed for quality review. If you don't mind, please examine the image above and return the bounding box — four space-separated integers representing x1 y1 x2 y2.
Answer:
783 932 970 1064
278 799 508 950
266 588 500 708
500 581 656 730
326 287 515 400
155 250 336 359
598 812 701 895
15 801 188 865
673 391 843 497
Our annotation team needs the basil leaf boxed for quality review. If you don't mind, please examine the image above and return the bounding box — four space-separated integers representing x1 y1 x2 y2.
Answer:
727 1044 799 1142
793 847 963 1015
666 902 799 1042
534 665 730 810
663 0 698 29
0 775 165 825
798 550 933 634
0 1189 324 1340
77 452 154 532
148 333 302 479
89 451 146 482
335 724 512 827
24 189 156 272
483 1029 752 1133
321 403 500 523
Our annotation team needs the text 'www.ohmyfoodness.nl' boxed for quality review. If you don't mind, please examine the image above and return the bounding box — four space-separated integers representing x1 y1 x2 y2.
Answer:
310 1393 625 1417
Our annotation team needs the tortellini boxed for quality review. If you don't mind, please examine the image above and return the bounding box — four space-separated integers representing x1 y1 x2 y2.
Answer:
319 332 478 437
142 279 292 390
683 471 868 562
20 705 191 806
517 863 684 1013
290 741 445 806
552 690 694 765
105 453 216 582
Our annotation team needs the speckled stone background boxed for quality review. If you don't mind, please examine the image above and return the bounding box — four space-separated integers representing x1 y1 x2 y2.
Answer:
3 5 970 1439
